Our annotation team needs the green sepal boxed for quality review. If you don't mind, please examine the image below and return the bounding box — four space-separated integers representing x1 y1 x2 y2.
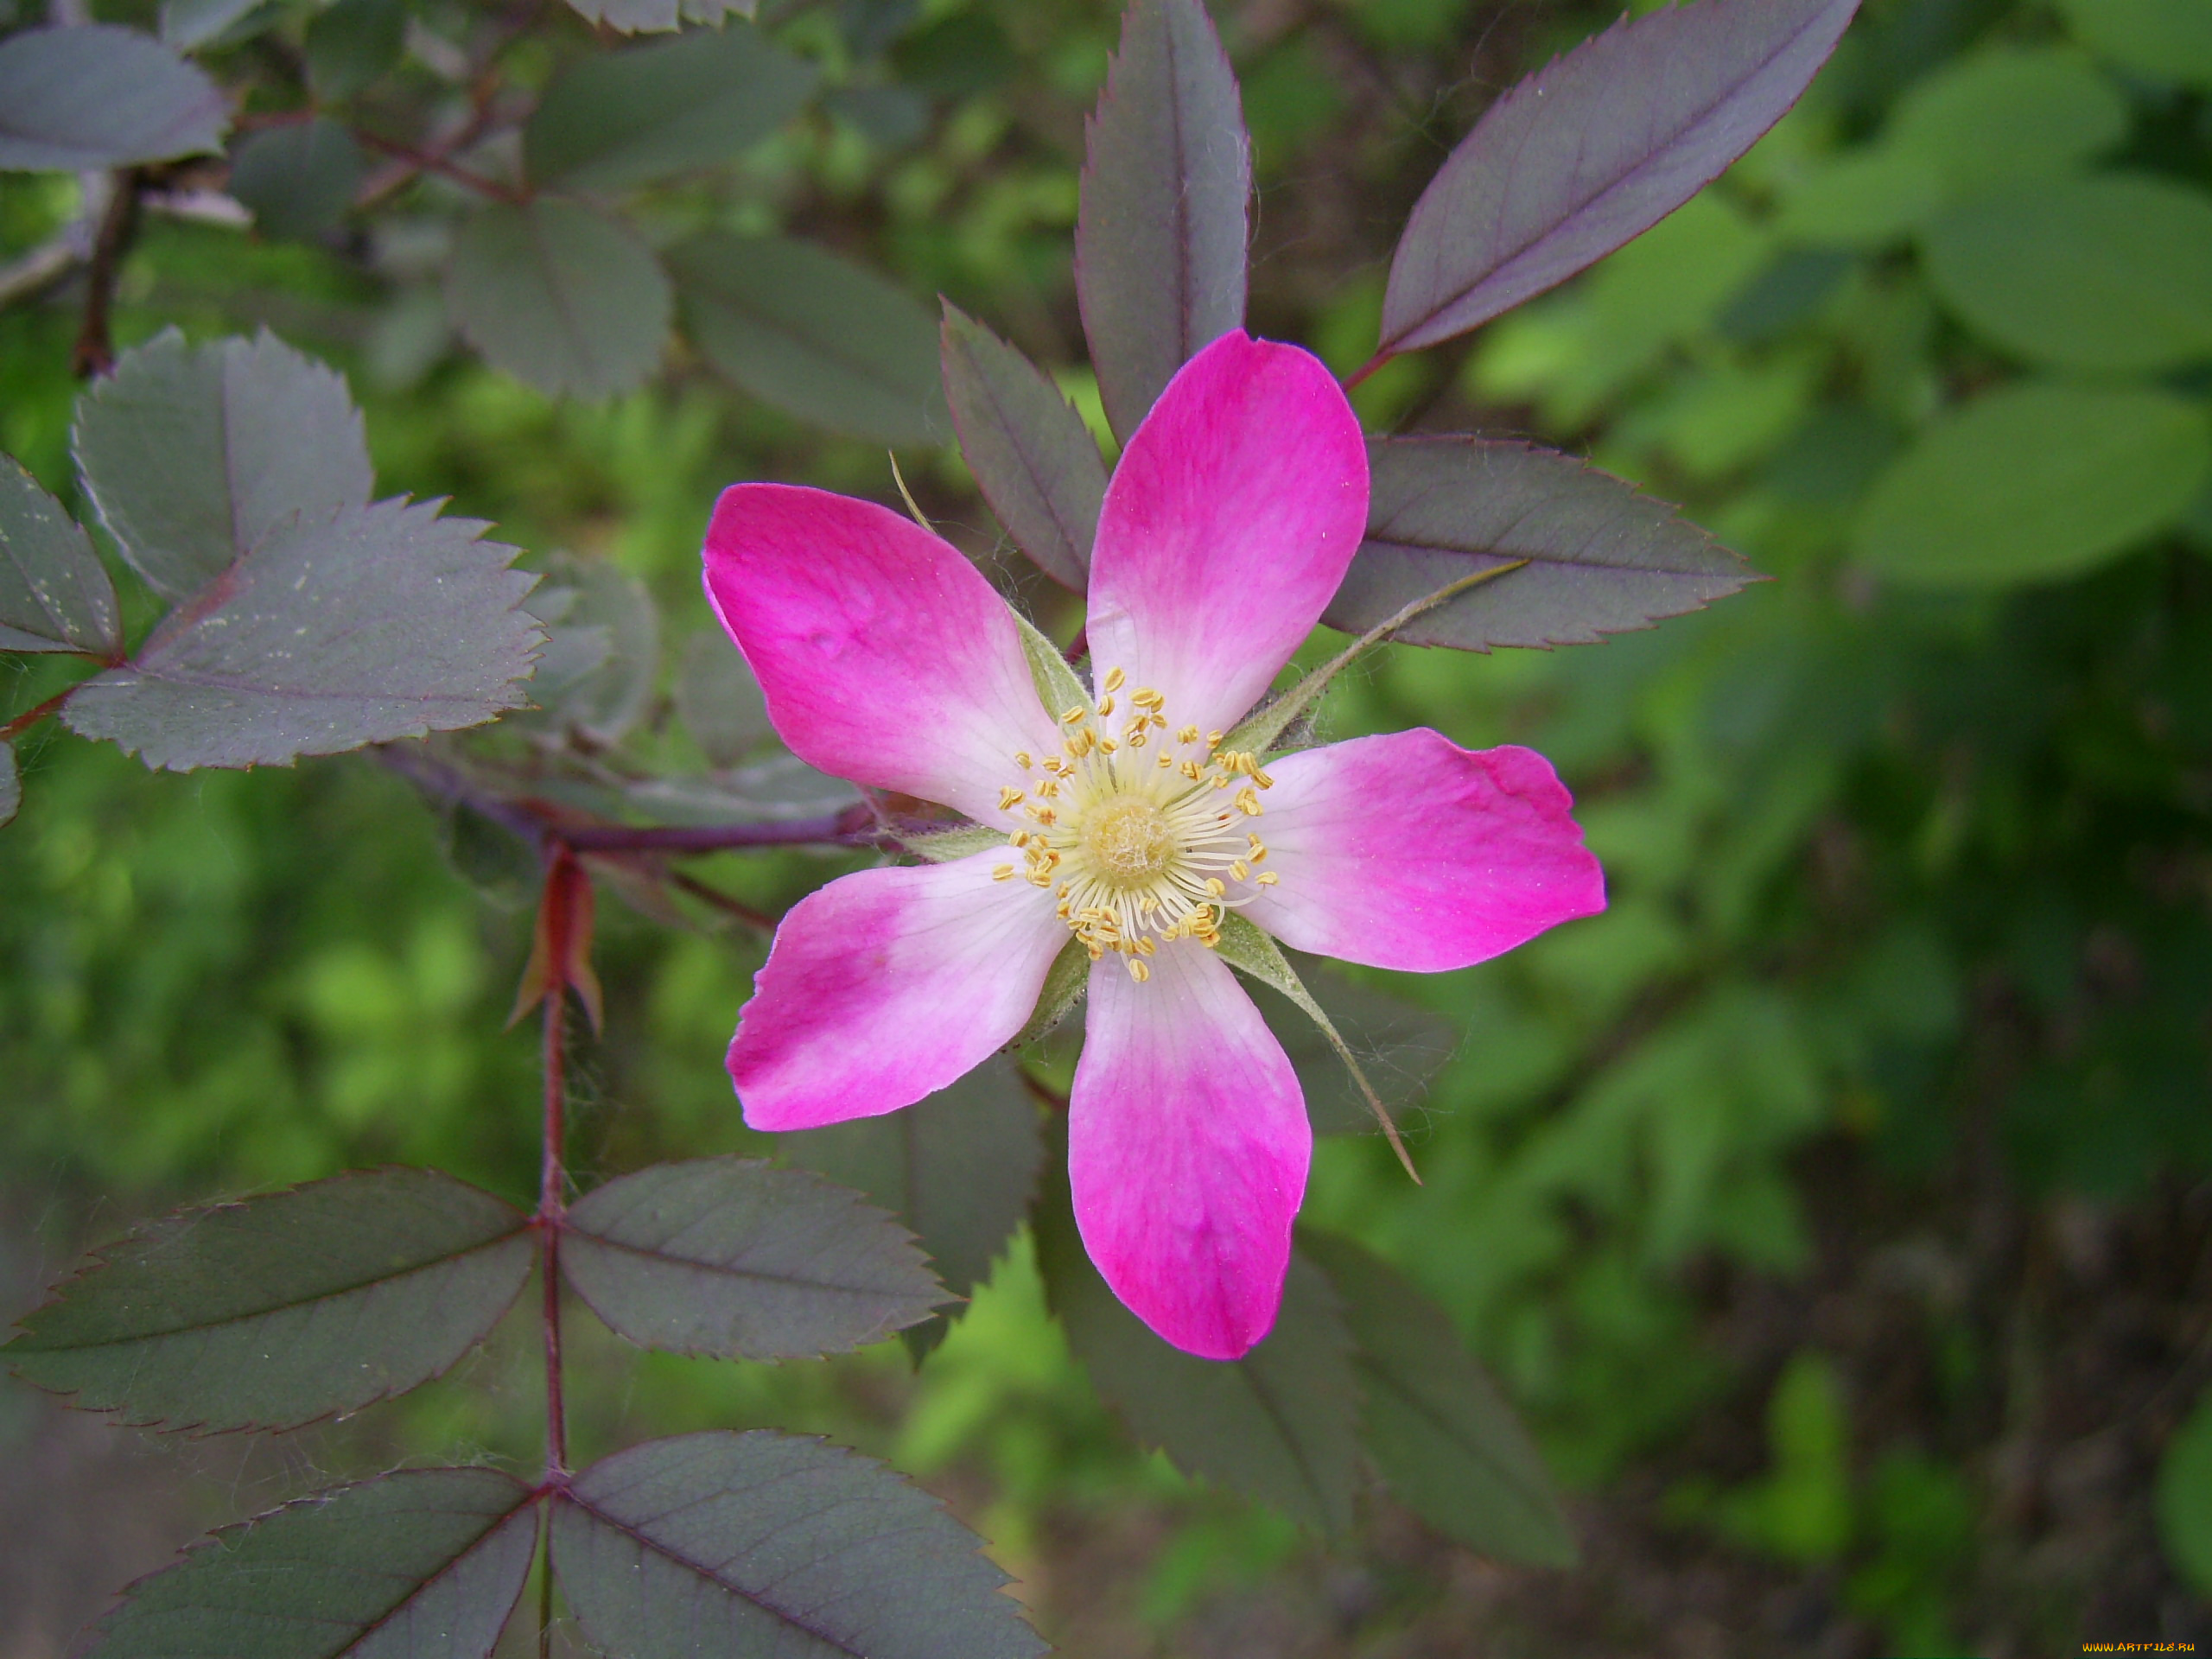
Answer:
903 824 1009 864
1213 913 1419 1181
1013 936 1090 1048
1221 561 1529 759
1010 603 1090 723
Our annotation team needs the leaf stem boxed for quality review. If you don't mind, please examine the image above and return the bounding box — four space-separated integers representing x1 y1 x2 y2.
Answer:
353 129 528 206
72 167 141 379
1 686 77 743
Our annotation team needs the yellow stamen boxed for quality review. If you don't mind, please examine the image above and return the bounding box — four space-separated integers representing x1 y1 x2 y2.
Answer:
1256 871 1280 887
993 865 1014 880
999 786 1025 810
1103 667 1127 693
1128 957 1150 982
1235 786 1262 817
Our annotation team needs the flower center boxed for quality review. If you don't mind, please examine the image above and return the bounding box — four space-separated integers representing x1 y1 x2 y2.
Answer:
1085 798 1174 882
991 667 1281 982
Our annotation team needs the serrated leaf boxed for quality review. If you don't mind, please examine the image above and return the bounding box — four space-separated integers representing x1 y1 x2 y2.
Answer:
1853 384 2212 588
1248 960 1456 1137
1326 437 1752 651
561 0 759 32
306 0 408 103
524 25 817 194
3 1168 533 1433
781 1057 1043 1354
448 200 671 401
941 303 1106 591
0 740 17 829
516 553 658 746
1075 0 1250 441
562 1157 944 1360
1034 1151 1361 1535
73 329 373 605
551 1431 1046 1658
0 26 228 172
230 118 366 244
0 454 119 658
81 1468 538 1659
1378 0 1859 359
1923 175 2212 375
674 626 773 766
671 232 944 444
1299 1230 1575 1565
63 497 541 771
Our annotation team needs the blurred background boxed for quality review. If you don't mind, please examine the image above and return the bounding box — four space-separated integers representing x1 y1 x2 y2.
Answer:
5 0 2212 1653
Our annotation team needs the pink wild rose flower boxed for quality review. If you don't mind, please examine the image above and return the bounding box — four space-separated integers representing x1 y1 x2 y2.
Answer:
702 330 1605 1361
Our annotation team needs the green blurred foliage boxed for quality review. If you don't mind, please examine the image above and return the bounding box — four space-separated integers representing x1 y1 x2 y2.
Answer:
6 0 2212 1648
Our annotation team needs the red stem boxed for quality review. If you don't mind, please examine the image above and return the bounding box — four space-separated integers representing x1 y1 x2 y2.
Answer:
1342 351 1392 392
538 973 569 1479
353 129 528 205
2 686 76 743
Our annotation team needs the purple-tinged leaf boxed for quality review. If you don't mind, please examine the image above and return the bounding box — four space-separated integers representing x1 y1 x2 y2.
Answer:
3 1168 533 1433
0 454 119 658
1247 955 1457 1136
1300 1230 1576 1567
1325 437 1753 651
73 330 373 605
673 626 774 766
448 200 672 401
940 303 1106 591
671 232 944 444
1033 1144 1360 1537
562 1157 945 1361
80 1468 538 1659
62 498 542 771
1377 0 1861 359
0 26 228 173
782 1055 1044 1358
1075 0 1250 441
551 1431 1046 1659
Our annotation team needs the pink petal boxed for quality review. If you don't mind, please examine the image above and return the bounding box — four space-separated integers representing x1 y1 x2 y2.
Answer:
1084 333 1368 741
728 850 1067 1131
1245 730 1605 972
1070 942 1309 1360
704 484 1061 826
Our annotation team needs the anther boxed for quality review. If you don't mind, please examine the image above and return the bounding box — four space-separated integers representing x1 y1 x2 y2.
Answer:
993 865 1015 880
1256 871 1280 887
1128 957 1150 983
1230 860 1249 880
999 786 1025 810
1015 752 1032 769
1158 753 1175 768
1251 766 1274 789
1177 725 1199 745
1061 705 1088 725
1235 786 1262 816
1098 695 1116 717
1103 667 1127 693
1205 877 1226 898
1206 730 1224 749
1247 834 1268 861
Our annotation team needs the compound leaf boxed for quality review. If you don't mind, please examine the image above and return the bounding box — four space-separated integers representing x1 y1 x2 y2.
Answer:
781 1055 1044 1356
562 1157 945 1361
1853 384 2212 587
940 302 1105 591
3 1168 533 1433
447 200 671 401
524 25 817 194
1300 1230 1576 1565
62 498 542 770
0 454 120 658
0 25 228 172
1034 1150 1361 1536
1075 0 1250 441
230 118 366 244
73 330 373 605
80 1468 538 1659
671 232 945 444
1378 0 1859 358
551 1431 1046 1658
1329 437 1752 651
